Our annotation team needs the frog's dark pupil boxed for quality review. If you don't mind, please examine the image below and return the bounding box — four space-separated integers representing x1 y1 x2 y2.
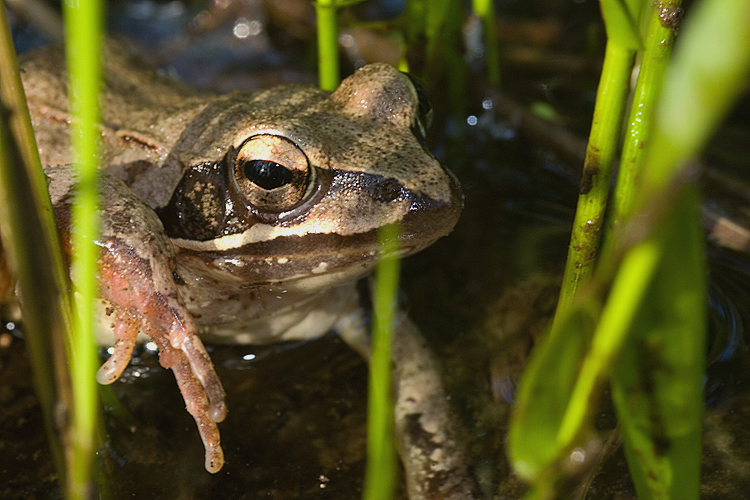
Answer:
243 159 293 190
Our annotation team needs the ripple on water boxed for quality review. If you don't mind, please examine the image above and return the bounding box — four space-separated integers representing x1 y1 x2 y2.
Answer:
706 247 750 404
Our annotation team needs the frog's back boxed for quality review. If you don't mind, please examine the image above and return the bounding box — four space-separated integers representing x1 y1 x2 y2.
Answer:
23 43 211 197
21 42 327 209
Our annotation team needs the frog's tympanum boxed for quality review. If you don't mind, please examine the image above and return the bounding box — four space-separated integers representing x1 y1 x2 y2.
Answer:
19 44 472 499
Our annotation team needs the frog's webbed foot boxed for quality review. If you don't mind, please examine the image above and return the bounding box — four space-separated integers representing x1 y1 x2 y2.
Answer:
48 166 228 473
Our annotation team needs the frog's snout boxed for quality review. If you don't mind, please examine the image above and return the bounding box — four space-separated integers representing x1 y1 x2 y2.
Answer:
397 167 462 255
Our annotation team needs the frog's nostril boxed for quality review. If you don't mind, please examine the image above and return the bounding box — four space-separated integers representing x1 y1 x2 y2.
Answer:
368 177 402 202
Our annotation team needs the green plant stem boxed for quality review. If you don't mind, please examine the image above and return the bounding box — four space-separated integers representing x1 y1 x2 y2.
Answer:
362 224 400 500
62 0 104 498
610 1 680 225
555 41 634 314
608 5 750 492
556 237 660 449
316 0 339 91
511 0 750 497
599 0 645 49
0 5 74 493
471 0 500 87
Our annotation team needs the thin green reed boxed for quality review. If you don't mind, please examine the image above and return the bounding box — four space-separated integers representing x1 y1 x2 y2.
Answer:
62 0 104 497
609 3 680 230
315 0 340 91
555 0 644 315
363 224 401 500
471 0 500 87
0 6 74 494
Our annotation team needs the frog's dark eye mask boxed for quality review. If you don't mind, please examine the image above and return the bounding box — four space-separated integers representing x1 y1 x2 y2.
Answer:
159 133 329 241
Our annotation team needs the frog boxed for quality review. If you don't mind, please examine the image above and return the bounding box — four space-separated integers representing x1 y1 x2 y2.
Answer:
18 42 474 499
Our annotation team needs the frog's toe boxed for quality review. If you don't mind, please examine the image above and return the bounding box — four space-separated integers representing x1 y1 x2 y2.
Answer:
96 338 135 384
96 314 140 384
151 329 226 473
181 334 228 422
161 312 227 422
205 445 224 474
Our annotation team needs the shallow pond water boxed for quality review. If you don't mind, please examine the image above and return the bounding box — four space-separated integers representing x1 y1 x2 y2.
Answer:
3 0 750 498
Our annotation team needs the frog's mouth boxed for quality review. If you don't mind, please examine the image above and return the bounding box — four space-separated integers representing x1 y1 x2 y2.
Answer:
173 214 457 287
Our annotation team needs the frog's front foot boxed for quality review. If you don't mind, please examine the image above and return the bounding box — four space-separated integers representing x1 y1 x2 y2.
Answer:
48 166 227 473
95 242 227 472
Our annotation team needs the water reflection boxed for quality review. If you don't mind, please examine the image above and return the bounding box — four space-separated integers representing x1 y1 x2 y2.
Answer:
706 248 750 403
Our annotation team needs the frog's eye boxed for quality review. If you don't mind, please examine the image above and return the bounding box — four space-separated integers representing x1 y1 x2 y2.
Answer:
234 134 314 212
404 73 433 140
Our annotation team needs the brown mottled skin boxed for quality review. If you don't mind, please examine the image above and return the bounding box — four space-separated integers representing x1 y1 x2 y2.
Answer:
20 42 475 498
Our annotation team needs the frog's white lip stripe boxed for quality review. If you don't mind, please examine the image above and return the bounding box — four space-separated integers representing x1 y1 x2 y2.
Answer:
171 218 369 252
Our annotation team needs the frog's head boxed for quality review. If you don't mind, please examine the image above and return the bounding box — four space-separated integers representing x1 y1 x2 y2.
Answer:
162 64 461 290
